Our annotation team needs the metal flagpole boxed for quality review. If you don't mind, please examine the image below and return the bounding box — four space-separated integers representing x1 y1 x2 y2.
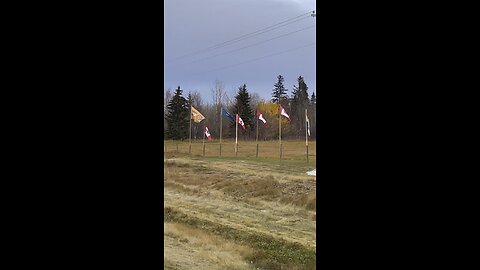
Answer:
305 108 309 163
256 109 259 158
279 105 282 159
189 103 192 155
220 107 222 156
203 125 206 157
235 114 238 157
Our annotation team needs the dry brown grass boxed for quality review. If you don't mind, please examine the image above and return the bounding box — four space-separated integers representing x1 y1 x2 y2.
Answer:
164 222 253 270
164 139 316 161
164 154 316 269
165 158 316 210
165 207 315 270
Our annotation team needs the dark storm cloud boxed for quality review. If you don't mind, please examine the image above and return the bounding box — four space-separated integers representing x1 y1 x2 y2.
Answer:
164 0 316 101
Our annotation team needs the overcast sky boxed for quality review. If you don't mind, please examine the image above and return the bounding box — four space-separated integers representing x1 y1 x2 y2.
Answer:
164 0 316 103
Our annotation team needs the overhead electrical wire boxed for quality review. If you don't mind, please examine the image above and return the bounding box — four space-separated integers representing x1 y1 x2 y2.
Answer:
177 24 316 66
188 42 316 76
165 10 315 63
166 16 310 63
186 16 310 53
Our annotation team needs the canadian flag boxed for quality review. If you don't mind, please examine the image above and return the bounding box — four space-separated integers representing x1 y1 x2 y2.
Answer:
306 115 311 136
279 105 290 121
204 126 212 141
236 114 246 130
257 112 267 128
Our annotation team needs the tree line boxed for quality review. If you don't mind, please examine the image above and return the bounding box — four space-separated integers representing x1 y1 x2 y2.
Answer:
164 75 316 141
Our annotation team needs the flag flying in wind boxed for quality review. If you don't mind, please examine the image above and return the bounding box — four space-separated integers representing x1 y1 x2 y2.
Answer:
236 114 246 130
257 112 267 128
221 107 235 121
279 105 290 121
306 113 311 136
191 106 205 123
204 126 212 141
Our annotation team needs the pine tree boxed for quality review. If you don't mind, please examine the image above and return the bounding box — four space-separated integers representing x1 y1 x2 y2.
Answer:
309 91 316 139
290 76 309 138
272 75 288 107
231 84 254 138
165 86 189 140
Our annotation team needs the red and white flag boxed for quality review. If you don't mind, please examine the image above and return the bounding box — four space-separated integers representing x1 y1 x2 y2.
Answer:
204 126 212 141
306 114 311 137
236 114 246 130
279 105 290 121
257 112 267 128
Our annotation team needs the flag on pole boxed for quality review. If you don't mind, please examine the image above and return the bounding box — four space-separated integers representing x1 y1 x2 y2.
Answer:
191 106 205 123
221 107 235 121
306 113 311 136
279 105 290 121
204 126 212 141
236 114 246 130
257 112 267 128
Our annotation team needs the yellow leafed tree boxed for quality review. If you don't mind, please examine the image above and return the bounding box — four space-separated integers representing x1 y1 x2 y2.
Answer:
257 101 292 140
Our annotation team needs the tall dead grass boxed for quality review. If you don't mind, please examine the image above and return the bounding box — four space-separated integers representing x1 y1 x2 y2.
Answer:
164 222 253 269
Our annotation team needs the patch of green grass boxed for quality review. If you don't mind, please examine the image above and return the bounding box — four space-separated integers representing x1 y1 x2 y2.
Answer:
164 207 316 270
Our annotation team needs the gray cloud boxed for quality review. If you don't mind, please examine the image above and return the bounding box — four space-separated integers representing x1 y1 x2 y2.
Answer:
164 0 316 101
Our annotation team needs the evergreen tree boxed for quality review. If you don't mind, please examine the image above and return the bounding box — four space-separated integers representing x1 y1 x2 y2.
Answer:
309 91 316 139
290 76 309 138
165 86 189 140
231 84 254 137
292 76 309 104
272 75 288 107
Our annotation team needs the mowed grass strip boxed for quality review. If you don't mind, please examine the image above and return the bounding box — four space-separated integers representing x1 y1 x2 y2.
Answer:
164 207 316 270
164 153 315 179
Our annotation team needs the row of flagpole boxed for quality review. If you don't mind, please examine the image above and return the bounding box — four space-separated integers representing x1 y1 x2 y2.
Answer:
188 102 311 161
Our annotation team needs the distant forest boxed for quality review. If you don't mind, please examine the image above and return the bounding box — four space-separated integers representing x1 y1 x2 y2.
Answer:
164 75 316 140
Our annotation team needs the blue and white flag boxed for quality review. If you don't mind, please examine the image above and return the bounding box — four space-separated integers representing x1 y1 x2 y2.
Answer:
221 107 235 121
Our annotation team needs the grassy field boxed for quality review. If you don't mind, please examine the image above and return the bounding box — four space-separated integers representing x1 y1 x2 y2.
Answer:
164 140 316 270
164 139 316 162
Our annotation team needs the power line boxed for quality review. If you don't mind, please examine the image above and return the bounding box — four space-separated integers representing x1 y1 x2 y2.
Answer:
178 24 316 66
188 42 316 76
191 16 311 53
165 10 315 63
